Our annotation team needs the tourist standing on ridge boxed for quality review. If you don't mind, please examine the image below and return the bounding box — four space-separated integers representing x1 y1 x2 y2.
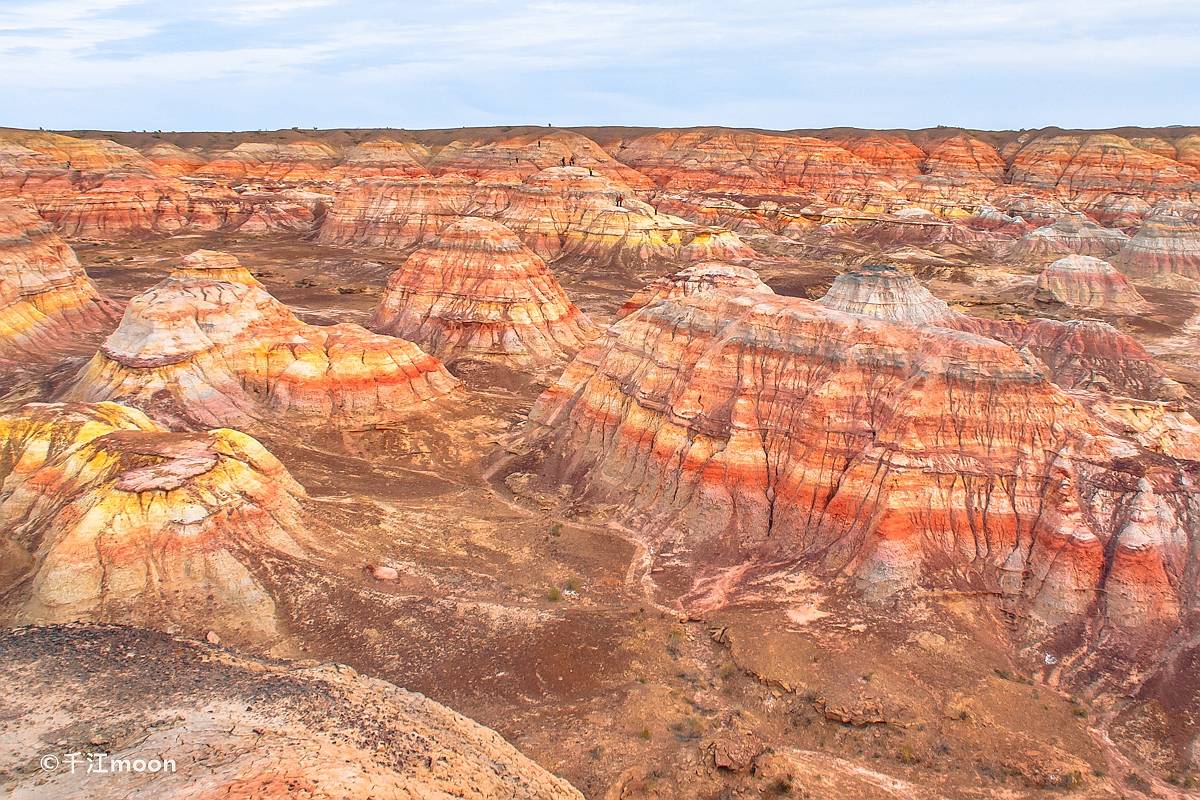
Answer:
616 195 624 208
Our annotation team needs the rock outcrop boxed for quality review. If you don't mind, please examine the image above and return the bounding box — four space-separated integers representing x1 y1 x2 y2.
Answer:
833 133 925 181
195 141 341 183
0 624 583 799
0 402 312 644
332 139 429 179
0 199 119 363
1009 214 1131 260
1034 255 1149 311
426 129 651 187
514 286 1198 630
1005 134 1200 219
0 130 332 238
948 315 1183 400
65 251 457 430
816 263 952 324
813 262 1177 400
608 128 893 203
317 175 511 249
497 167 701 269
140 142 207 176
899 134 1007 215
1113 212 1200 280
319 166 726 270
370 217 596 366
618 262 773 319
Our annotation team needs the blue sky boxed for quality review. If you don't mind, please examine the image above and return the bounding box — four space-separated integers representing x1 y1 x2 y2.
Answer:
1 0 1197 132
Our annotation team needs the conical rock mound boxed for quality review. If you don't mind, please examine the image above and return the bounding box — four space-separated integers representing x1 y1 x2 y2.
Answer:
371 217 596 366
0 402 314 645
0 199 119 363
1010 214 1131 260
1113 212 1200 280
618 262 773 319
513 286 1198 630
66 251 457 430
173 248 262 285
1034 255 1149 311
497 167 699 269
332 138 429 179
817 263 952 324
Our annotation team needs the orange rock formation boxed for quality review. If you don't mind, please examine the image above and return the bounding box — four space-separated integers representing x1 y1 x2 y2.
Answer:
1009 214 1131 260
317 175 511 248
0 402 314 644
426 129 651 187
617 262 773 319
195 141 341 183
331 138 429 179
1034 255 1149 311
1113 212 1200 280
371 217 596 366
66 250 458 430
517 286 1198 629
816 264 952 324
0 199 119 363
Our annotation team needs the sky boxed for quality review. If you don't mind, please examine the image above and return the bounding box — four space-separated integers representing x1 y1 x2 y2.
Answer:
0 0 1198 132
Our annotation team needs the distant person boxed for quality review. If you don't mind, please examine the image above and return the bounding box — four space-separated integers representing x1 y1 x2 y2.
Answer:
560 156 566 167
616 195 624 208
569 155 576 166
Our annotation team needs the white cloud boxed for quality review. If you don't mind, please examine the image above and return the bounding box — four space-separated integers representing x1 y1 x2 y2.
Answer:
0 0 1197 128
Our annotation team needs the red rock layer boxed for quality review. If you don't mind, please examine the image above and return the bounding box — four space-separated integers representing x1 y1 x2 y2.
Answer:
832 133 925 181
1009 213 1131 260
1005 134 1200 215
0 199 119 363
65 251 458 430
496 167 702 269
319 167 722 271
371 217 596 366
899 134 1008 216
172 248 261 284
140 141 208 175
816 264 952 324
1177 134 1200 171
1034 255 1149 311
946 316 1182 401
1112 212 1200 280
517 287 1198 628
0 131 330 239
331 139 429 179
608 128 895 205
0 401 313 644
810 260 1178 401
195 141 341 183
679 228 757 261
426 129 651 188
617 262 773 319
317 175 511 248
